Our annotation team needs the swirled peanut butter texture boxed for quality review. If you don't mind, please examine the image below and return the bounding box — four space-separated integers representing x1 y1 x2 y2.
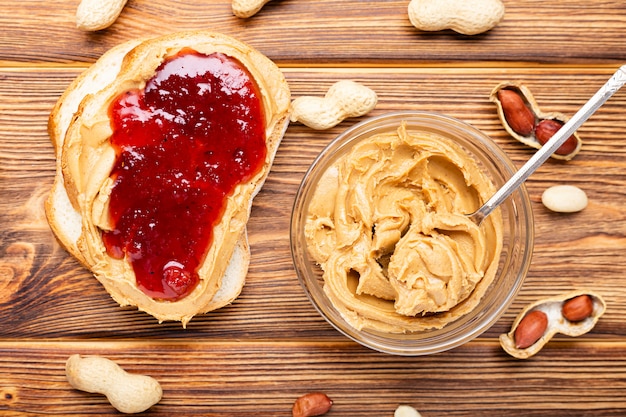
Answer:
305 123 503 333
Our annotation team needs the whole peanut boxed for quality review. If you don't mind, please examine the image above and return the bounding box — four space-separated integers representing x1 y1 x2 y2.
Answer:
232 0 272 18
535 119 578 155
65 354 162 414
292 392 333 417
497 89 535 136
76 0 128 31
408 0 505 35
290 80 378 130
514 310 548 349
562 295 594 322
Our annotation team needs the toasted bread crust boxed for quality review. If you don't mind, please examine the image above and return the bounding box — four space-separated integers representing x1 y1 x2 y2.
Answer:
46 32 291 326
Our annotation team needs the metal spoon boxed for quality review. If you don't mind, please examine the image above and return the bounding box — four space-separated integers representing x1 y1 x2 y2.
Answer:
469 65 626 225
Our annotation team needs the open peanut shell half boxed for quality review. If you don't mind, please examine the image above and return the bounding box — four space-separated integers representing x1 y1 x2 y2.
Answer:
499 289 606 359
490 81 583 161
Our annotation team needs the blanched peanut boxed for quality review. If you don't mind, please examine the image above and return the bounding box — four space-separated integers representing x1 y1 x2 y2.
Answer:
76 0 128 31
541 185 588 213
232 0 272 18
395 405 423 417
65 354 162 414
290 80 378 130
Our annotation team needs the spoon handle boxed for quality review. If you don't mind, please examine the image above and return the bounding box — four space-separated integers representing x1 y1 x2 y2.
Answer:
473 65 626 224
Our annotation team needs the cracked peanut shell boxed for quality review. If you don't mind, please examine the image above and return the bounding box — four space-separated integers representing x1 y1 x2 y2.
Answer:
499 289 606 359
490 81 583 161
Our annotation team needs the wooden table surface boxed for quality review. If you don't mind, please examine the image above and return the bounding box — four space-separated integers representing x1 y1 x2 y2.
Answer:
1 1 626 415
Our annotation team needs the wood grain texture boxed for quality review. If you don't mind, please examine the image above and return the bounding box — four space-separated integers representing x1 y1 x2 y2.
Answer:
1 341 626 416
3 67 626 340
0 1 625 65
2 0 626 414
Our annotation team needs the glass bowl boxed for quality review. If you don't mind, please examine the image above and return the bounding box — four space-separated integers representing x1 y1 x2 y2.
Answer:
290 111 534 356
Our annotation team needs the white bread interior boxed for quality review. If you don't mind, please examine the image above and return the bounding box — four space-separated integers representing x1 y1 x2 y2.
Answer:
46 32 291 326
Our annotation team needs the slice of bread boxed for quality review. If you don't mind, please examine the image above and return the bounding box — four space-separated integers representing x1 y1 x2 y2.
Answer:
46 32 291 326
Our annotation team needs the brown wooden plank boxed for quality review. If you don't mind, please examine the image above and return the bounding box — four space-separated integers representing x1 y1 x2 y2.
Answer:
0 1 625 65
0 341 625 416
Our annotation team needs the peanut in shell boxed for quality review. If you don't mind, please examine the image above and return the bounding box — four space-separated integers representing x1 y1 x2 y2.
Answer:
499 289 606 359
490 81 583 161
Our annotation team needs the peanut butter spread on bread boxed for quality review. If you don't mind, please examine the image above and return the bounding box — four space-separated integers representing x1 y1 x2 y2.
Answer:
47 32 290 326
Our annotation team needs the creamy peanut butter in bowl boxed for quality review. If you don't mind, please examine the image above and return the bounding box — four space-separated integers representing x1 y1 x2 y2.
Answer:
290 111 534 355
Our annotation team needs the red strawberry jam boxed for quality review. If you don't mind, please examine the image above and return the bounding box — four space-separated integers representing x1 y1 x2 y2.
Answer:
102 49 266 301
